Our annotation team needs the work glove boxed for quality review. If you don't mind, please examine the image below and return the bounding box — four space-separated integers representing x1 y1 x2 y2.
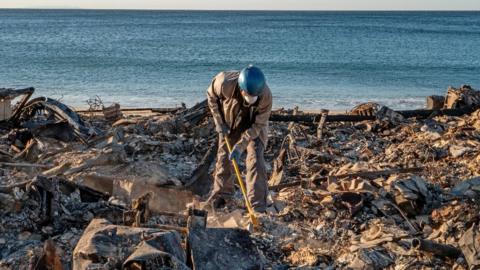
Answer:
229 144 241 162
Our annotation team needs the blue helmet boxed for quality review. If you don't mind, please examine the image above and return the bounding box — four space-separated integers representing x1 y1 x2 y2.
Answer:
238 65 266 96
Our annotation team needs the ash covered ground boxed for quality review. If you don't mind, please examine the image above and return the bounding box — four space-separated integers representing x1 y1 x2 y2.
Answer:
1 86 480 269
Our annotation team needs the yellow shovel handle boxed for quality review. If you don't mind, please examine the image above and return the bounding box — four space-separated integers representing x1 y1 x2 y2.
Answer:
224 137 258 227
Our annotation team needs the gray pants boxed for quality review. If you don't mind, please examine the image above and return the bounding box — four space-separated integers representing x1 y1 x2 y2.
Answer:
212 136 268 212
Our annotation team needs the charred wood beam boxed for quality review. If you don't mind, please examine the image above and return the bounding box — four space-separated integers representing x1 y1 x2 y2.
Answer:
269 106 479 124
269 113 375 123
396 106 478 119
411 238 462 258
177 99 209 127
76 107 183 114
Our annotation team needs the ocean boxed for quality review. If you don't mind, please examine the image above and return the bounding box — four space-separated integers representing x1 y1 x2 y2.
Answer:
0 10 479 110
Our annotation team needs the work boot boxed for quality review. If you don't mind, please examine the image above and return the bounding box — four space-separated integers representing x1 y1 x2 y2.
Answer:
201 193 233 211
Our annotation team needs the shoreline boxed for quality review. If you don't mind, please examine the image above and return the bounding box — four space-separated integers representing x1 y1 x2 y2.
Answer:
73 105 352 115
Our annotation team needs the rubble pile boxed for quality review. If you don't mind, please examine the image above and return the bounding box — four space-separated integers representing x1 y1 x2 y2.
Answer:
1 86 480 269
256 109 480 269
1 89 218 269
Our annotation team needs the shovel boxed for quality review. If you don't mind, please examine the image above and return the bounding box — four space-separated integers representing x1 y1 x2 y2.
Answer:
224 137 259 228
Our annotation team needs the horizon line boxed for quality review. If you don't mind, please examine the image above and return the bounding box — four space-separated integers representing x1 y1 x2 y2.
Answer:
1 8 479 12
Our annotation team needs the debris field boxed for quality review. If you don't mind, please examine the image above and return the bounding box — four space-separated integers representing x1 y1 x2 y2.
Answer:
1 85 480 269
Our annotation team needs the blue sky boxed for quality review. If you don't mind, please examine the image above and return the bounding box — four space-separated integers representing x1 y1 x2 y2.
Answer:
1 0 479 10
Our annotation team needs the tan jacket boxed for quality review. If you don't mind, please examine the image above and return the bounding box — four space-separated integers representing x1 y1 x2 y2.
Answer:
207 71 272 152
